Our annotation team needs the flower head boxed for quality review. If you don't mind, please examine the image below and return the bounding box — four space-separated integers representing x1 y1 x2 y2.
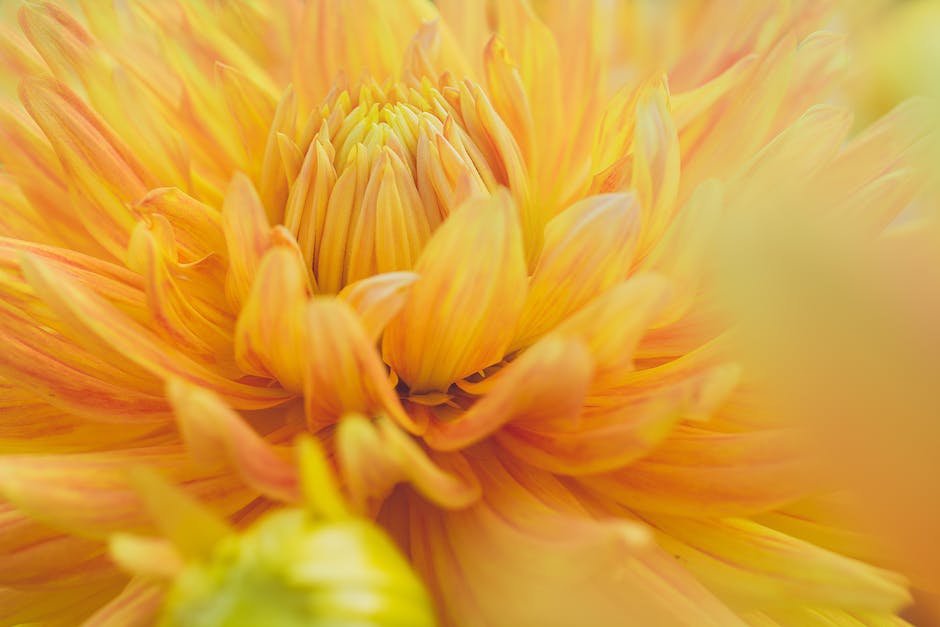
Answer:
0 1 925 625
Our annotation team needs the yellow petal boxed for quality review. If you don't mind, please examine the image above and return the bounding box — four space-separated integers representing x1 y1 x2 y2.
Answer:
731 104 853 213
631 84 681 256
127 220 237 376
109 534 183 580
345 148 432 284
553 274 673 390
581 426 812 517
637 178 723 332
129 465 232 560
20 253 293 409
258 85 298 223
221 172 272 309
483 35 535 165
680 34 796 199
217 62 277 176
283 138 336 271
384 189 528 393
748 607 912 627
293 0 437 105
19 77 152 260
133 187 225 264
338 271 418 343
234 246 310 391
648 516 911 613
511 193 641 349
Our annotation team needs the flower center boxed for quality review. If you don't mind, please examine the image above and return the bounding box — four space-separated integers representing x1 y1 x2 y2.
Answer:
282 77 523 294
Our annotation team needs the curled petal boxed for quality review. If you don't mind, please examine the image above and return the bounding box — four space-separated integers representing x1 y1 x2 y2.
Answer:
134 187 225 264
304 298 416 432
500 358 739 476
168 379 300 503
338 271 418 342
424 336 593 451
127 220 237 375
336 414 480 515
384 189 528 393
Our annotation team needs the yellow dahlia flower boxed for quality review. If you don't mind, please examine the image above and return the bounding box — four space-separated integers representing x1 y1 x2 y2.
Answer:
0 1 923 625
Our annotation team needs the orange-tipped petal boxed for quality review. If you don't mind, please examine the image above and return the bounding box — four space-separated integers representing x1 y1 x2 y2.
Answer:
424 336 593 451
20 253 292 409
0 505 110 588
0 578 125 627
384 189 528 393
168 379 300 503
338 271 418 342
127 220 237 375
221 172 272 309
234 246 310 391
304 298 416 432
19 77 151 259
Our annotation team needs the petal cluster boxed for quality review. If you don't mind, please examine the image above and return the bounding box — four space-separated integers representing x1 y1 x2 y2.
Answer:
0 1 926 626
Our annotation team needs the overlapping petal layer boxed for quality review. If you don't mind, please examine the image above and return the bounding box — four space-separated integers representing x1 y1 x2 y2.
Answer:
0 0 927 625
